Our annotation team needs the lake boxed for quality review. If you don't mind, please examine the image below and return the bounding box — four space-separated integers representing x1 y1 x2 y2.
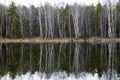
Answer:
0 43 120 80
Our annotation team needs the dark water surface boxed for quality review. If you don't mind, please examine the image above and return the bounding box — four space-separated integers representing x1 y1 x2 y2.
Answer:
0 43 120 78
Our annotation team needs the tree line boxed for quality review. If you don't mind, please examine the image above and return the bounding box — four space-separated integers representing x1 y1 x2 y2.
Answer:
0 1 120 38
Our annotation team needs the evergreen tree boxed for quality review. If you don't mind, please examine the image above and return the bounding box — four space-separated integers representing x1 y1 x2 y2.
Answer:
95 2 102 37
116 0 120 37
8 2 19 37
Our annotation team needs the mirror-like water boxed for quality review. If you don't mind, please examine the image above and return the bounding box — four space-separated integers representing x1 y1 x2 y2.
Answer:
0 43 120 80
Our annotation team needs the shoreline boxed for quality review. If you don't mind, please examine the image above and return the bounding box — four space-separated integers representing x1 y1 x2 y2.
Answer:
0 38 120 43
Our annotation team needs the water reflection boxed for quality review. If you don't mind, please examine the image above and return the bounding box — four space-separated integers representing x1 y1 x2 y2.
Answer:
0 43 120 78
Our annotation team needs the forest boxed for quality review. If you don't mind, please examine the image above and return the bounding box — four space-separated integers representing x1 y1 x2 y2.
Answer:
0 1 120 39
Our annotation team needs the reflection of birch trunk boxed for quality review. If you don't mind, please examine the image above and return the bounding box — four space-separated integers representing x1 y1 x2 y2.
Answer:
107 43 117 80
20 44 24 74
0 44 3 66
29 44 32 72
39 44 43 72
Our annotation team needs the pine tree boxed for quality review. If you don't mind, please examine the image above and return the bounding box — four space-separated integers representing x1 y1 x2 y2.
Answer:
8 2 18 37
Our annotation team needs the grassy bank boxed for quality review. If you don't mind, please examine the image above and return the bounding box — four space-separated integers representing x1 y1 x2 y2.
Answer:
0 38 120 44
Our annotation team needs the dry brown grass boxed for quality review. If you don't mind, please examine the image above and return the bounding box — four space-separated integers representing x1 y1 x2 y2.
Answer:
0 38 120 43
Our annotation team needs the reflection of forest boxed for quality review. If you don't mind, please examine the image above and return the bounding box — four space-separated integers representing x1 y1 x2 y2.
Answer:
0 43 120 77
